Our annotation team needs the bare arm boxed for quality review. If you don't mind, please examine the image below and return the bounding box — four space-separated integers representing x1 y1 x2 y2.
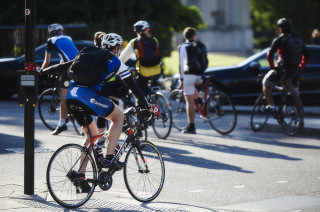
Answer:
119 41 135 63
41 51 51 69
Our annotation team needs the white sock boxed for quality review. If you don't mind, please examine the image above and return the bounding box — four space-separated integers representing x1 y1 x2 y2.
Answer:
58 119 66 127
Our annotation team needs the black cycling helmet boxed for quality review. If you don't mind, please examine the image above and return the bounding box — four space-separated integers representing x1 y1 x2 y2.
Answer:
277 18 292 29
48 23 63 36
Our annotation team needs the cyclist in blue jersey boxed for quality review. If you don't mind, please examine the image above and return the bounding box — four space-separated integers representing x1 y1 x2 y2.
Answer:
92 31 129 148
42 33 154 170
41 23 79 135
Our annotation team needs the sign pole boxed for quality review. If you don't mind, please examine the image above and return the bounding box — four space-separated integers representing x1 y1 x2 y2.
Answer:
24 0 36 195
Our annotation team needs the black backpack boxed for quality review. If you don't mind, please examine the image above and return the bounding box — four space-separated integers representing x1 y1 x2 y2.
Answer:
282 34 304 68
186 41 208 75
133 37 160 67
67 46 112 86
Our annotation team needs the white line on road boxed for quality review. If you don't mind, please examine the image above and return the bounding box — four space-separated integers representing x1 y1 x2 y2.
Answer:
189 190 203 193
276 181 288 184
233 185 245 188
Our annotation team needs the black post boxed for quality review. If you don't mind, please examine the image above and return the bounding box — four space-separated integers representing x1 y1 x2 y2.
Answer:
24 0 36 195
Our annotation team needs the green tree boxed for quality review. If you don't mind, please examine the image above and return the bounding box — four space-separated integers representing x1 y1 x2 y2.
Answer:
1 0 205 57
251 0 320 48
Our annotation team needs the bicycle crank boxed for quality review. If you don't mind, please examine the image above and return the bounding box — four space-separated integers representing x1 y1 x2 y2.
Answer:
98 171 113 191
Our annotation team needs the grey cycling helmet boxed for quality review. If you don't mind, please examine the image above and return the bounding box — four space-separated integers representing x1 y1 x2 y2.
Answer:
48 23 63 36
133 20 150 33
101 33 123 49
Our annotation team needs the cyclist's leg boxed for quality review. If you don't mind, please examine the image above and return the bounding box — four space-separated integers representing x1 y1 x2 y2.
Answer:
182 74 202 133
66 99 99 174
287 76 303 119
262 69 280 109
59 73 70 122
105 105 124 155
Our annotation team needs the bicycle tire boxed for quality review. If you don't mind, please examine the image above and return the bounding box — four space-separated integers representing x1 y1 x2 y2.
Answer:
124 141 165 202
151 93 172 139
38 89 60 131
250 94 270 132
279 93 303 136
169 90 188 131
46 144 97 208
207 92 237 135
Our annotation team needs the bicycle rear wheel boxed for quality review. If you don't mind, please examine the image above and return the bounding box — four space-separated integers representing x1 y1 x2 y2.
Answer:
124 141 165 202
169 90 187 131
250 94 270 132
207 93 237 135
280 94 303 136
38 89 60 130
151 93 172 139
46 144 97 208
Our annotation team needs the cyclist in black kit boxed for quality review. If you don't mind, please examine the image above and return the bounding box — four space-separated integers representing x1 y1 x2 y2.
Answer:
41 23 79 135
262 18 310 127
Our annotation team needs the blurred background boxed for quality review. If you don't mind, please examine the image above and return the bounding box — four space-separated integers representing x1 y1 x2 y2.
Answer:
0 0 320 80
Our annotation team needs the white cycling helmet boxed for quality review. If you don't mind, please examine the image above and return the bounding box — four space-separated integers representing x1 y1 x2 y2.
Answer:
133 20 150 33
101 33 123 49
48 23 63 36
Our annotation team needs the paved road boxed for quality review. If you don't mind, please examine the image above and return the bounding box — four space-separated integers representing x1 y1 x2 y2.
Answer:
0 99 320 211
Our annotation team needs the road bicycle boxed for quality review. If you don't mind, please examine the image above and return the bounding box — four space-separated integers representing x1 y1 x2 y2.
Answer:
250 75 303 136
38 74 82 135
169 76 237 135
46 106 165 208
130 68 172 139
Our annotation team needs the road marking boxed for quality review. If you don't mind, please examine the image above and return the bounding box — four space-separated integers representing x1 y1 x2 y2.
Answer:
276 181 288 183
189 190 203 193
233 185 245 188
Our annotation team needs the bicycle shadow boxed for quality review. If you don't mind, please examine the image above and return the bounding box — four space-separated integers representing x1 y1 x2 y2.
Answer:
0 133 42 154
226 131 320 150
155 140 253 173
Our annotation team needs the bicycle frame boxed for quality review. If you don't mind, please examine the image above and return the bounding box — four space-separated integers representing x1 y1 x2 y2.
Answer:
74 107 150 184
193 82 212 117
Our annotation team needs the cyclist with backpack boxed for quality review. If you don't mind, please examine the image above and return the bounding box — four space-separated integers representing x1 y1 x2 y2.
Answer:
40 33 156 170
41 23 79 135
119 20 162 97
93 31 129 148
178 27 208 134
262 18 309 127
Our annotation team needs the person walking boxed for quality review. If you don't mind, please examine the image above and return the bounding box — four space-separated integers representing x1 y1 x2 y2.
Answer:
178 27 208 134
41 23 79 135
262 18 310 127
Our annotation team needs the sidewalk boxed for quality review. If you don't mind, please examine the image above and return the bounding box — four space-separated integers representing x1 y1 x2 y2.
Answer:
0 176 219 212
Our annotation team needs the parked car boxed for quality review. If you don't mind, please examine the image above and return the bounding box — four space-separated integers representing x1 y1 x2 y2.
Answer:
0 40 94 98
203 45 320 105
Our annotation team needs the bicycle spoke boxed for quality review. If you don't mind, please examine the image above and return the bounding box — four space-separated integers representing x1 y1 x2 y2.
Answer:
46 144 97 208
124 141 165 202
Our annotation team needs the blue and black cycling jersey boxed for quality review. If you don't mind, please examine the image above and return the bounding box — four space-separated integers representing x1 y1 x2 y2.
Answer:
46 35 78 62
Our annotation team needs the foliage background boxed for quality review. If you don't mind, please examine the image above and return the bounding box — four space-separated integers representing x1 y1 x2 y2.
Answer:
0 0 205 58
251 0 320 48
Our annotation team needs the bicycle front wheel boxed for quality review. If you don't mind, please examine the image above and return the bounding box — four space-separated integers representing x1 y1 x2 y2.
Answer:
280 94 303 136
38 89 60 130
46 144 97 208
250 94 269 132
169 90 187 131
207 93 237 135
151 93 172 139
124 141 165 202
